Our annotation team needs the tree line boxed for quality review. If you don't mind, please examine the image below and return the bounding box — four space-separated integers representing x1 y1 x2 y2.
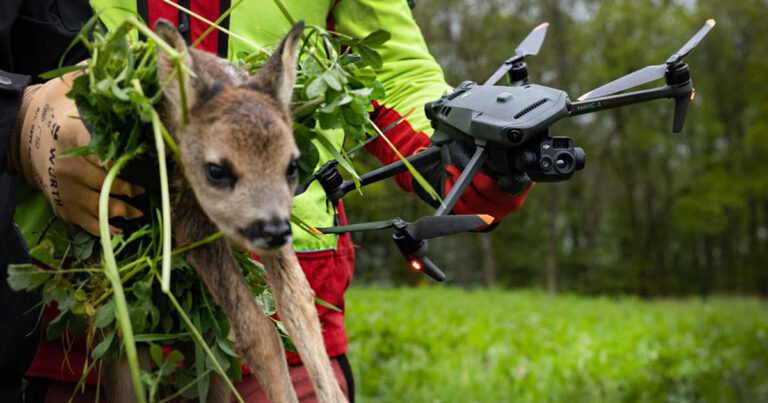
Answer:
344 0 768 296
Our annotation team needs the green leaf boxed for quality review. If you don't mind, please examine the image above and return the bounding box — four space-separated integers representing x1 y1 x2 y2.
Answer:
130 305 148 333
28 240 58 268
314 297 342 312
167 349 184 365
361 29 391 46
46 311 69 341
322 71 343 91
6 264 51 291
72 230 96 260
43 277 75 311
133 279 152 302
315 128 360 182
341 54 363 66
358 45 383 69
38 64 87 80
92 329 116 359
95 299 116 328
150 343 164 366
306 77 328 99
217 338 237 357
205 345 230 373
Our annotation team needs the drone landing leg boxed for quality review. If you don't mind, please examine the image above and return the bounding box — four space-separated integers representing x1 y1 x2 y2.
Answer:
435 144 489 216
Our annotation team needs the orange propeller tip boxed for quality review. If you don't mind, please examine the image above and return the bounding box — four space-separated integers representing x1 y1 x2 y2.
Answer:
577 91 591 101
310 227 324 236
535 22 550 30
478 214 495 225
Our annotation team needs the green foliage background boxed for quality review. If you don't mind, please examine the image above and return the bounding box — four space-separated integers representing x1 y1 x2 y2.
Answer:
345 0 768 296
346 287 768 402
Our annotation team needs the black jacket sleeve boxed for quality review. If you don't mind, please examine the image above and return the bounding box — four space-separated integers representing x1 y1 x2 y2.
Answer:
0 0 92 393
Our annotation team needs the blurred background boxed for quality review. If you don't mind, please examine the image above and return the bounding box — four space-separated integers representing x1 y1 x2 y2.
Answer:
342 0 768 401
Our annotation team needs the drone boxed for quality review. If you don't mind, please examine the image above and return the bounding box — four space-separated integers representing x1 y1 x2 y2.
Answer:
299 19 716 282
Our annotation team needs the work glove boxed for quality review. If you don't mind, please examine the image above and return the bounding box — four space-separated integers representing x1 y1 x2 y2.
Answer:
9 71 144 235
414 141 534 225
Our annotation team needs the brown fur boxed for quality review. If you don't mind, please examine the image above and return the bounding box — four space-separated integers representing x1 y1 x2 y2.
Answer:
103 20 346 403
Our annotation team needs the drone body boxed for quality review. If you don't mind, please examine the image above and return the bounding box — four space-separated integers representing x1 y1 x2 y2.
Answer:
303 19 716 282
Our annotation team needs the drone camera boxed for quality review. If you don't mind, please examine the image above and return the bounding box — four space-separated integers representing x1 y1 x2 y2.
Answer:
515 136 586 182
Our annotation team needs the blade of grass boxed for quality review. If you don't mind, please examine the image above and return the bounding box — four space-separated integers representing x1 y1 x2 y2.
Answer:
315 128 360 184
150 110 173 293
367 118 442 201
158 369 213 403
272 0 298 25
150 268 243 403
161 0 268 54
99 153 146 402
191 0 245 49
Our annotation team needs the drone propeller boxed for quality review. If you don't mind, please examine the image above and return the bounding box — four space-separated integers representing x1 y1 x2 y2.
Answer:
578 19 715 101
315 214 494 240
668 19 716 64
484 22 549 86
516 22 550 58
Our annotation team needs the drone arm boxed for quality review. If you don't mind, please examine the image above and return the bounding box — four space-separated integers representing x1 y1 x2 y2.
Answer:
434 143 489 216
569 84 691 116
334 146 443 199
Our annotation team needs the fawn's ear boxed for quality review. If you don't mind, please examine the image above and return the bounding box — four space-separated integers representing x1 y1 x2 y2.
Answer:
155 19 197 125
249 21 304 112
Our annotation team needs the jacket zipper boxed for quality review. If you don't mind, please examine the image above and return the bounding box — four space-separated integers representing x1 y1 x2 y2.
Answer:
13 221 30 253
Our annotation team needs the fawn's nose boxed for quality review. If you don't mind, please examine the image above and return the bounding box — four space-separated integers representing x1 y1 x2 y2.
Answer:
240 218 292 248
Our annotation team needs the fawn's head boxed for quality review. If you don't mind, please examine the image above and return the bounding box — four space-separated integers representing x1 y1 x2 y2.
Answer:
155 20 303 253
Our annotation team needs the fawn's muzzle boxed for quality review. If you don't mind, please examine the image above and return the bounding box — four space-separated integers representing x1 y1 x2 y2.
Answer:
240 218 292 248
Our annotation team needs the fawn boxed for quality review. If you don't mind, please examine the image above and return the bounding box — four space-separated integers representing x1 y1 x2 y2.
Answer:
105 20 346 403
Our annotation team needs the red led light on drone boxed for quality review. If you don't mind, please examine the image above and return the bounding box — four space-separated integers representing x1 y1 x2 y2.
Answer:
690 90 696 101
411 261 422 271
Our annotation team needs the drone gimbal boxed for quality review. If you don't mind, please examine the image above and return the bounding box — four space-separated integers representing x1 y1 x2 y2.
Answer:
304 19 716 282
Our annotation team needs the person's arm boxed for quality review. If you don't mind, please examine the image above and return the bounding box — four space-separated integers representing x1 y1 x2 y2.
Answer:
1 1 144 235
0 0 29 172
331 0 533 223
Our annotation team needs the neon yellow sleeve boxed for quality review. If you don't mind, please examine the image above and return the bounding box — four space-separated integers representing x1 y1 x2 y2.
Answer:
332 0 451 134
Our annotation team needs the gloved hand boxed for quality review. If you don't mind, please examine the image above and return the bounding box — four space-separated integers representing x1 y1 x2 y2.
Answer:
9 71 144 235
414 141 534 225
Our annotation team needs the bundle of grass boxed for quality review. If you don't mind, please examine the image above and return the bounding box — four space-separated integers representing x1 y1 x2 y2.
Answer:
7 4 434 400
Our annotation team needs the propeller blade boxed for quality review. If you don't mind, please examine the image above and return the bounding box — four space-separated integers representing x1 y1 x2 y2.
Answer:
578 19 715 101
315 220 393 234
516 22 550 57
669 19 716 63
406 214 494 240
484 22 549 86
578 64 666 101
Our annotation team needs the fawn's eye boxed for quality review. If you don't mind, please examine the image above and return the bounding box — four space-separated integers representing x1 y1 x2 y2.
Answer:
286 159 299 182
206 162 236 187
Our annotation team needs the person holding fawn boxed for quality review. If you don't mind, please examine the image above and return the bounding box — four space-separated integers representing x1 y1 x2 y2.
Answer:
1 1 533 401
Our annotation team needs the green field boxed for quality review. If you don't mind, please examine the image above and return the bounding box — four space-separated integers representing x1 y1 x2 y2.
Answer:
345 288 768 402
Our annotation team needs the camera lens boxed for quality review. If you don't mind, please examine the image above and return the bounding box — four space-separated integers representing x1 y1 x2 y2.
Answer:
540 156 553 170
506 128 523 144
554 152 574 174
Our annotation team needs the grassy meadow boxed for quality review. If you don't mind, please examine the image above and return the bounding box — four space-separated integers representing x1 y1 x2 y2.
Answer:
345 288 768 402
